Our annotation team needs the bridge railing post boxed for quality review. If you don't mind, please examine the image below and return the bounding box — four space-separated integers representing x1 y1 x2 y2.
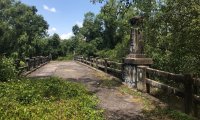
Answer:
40 56 42 65
37 56 40 66
44 56 47 63
43 56 45 63
31 58 34 70
81 56 83 62
101 58 103 67
46 56 49 63
140 66 147 92
90 56 92 66
38 56 41 65
42 56 44 64
32 57 36 68
146 71 151 94
86 57 88 64
96 57 99 68
91 57 94 67
30 58 33 70
15 59 20 70
184 74 193 114
43 56 45 64
193 75 199 117
45 56 47 63
121 58 125 81
25 58 30 71
35 57 38 67
85 57 87 64
104 58 108 73
83 56 85 63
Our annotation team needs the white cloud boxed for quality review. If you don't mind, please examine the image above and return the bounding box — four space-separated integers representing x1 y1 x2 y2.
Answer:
43 5 56 13
60 32 74 40
76 21 83 27
48 27 57 34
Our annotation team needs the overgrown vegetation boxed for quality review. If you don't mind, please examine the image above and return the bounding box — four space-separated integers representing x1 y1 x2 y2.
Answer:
1 0 199 74
0 77 104 120
56 54 75 61
70 0 200 75
119 85 196 120
0 0 72 60
0 56 17 82
0 0 199 119
99 78 122 88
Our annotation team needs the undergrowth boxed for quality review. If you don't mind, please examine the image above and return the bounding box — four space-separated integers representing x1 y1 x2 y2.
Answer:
57 54 74 61
0 77 104 120
99 78 122 88
119 85 196 120
0 56 17 82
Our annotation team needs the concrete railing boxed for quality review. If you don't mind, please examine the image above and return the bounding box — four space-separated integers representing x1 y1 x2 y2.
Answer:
137 66 200 117
74 56 124 79
15 56 51 75
75 56 200 117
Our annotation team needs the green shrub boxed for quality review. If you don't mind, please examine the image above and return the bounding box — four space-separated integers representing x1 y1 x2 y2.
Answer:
76 41 97 57
0 56 17 82
19 61 26 67
57 54 74 61
0 77 104 120
97 35 130 62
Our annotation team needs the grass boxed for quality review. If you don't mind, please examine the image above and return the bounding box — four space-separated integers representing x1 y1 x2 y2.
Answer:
0 77 104 120
99 78 122 88
57 54 74 61
118 85 196 120
93 72 196 120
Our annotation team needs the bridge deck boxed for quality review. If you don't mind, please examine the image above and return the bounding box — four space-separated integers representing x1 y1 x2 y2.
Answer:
28 61 144 120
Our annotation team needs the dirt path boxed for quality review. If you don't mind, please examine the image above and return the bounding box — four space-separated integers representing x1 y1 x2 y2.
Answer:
28 61 144 120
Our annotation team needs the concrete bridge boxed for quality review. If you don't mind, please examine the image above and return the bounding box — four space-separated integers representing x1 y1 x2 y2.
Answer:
28 61 147 120
25 57 199 119
22 16 199 118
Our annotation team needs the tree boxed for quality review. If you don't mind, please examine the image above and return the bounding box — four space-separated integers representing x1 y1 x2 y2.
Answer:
145 0 200 74
0 0 48 58
72 0 135 57
80 12 102 42
72 24 80 35
47 33 61 59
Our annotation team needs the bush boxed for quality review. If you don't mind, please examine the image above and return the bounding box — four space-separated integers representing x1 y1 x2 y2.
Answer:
0 77 104 120
0 56 17 82
97 35 130 62
57 54 74 61
76 41 97 57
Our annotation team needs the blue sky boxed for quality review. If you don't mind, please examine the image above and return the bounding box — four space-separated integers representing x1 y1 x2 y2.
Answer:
20 0 103 39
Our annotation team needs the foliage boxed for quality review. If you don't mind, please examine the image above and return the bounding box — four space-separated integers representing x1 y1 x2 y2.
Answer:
71 0 135 57
57 54 74 61
143 0 200 74
88 0 200 75
0 56 17 82
0 0 48 57
142 107 196 120
99 78 122 88
46 33 61 59
0 77 104 120
119 85 196 120
76 41 97 57
97 35 130 61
